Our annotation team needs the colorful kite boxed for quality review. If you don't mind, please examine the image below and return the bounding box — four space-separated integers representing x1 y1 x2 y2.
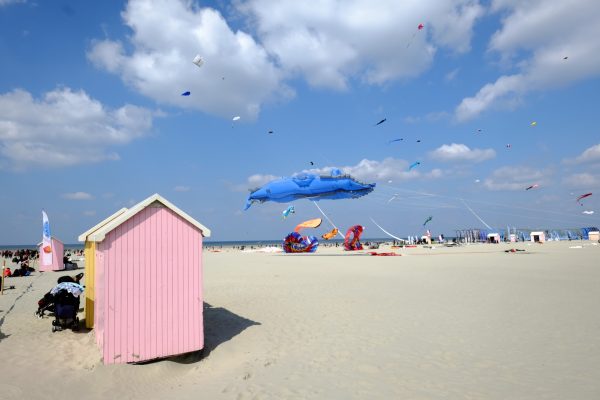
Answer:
244 169 376 210
530 121 537 127
321 228 339 240
344 225 364 251
423 216 433 226
294 218 322 232
576 193 592 205
407 23 425 47
283 232 319 253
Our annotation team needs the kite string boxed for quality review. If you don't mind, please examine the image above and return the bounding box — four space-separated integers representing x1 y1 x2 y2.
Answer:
461 198 493 230
369 217 405 242
312 201 345 239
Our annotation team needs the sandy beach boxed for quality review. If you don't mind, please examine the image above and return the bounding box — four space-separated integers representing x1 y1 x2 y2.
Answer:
1 241 599 399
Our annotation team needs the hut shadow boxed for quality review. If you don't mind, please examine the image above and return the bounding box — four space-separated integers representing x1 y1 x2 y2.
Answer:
168 302 260 364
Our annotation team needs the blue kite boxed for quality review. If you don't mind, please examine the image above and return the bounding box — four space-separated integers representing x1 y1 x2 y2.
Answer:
282 205 295 219
181 91 191 96
244 169 375 210
408 161 421 171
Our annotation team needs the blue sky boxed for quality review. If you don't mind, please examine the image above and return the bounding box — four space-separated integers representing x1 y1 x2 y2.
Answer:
1 0 599 244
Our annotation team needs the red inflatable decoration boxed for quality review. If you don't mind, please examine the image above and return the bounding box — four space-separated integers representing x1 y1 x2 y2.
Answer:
344 225 364 251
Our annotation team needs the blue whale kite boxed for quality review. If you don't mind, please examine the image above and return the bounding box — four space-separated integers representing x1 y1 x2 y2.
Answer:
244 169 375 210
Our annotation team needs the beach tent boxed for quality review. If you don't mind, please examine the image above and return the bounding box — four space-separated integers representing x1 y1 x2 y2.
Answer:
530 231 545 243
37 237 64 271
78 193 211 364
487 233 500 243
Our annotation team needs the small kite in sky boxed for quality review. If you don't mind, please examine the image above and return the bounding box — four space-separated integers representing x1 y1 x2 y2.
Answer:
408 161 421 171
582 210 594 215
282 205 295 219
181 91 191 96
388 194 400 203
506 144 512 149
476 129 483 134
268 130 274 134
309 161 314 165
416 139 421 143
407 23 425 47
576 192 592 205
475 179 480 183
192 55 204 68
530 121 537 127
563 56 568 60
387 180 393 184
375 118 387 126
321 228 339 240
423 216 432 226
388 138 404 144
232 116 241 121
525 184 539 191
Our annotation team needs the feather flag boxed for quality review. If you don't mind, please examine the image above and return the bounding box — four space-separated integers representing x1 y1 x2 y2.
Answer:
42 210 53 265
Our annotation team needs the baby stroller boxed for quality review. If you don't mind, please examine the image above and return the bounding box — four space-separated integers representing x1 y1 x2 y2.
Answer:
36 273 83 318
51 288 81 332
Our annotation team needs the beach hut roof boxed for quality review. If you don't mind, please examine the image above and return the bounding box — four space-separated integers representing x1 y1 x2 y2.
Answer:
77 208 128 242
83 193 211 242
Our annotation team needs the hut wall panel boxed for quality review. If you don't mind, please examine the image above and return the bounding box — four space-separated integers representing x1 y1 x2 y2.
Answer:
96 206 204 364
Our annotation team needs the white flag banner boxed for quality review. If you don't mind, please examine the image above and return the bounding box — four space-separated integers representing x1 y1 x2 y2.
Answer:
42 210 53 265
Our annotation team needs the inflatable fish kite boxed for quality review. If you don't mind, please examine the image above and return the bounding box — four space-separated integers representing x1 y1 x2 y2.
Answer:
321 228 339 240
282 205 295 219
244 169 375 210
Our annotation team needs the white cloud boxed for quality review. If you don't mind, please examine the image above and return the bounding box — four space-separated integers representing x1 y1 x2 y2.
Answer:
303 158 444 182
0 88 153 169
456 0 600 121
483 166 546 191
563 173 600 189
62 192 94 200
89 0 483 117
174 186 190 192
241 0 483 89
88 0 289 119
429 143 495 162
564 143 600 164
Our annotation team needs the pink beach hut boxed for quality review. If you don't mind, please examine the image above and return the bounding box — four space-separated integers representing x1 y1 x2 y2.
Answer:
37 237 64 271
79 194 211 364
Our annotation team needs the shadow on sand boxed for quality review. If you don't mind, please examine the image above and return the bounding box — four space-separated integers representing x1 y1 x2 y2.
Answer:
166 302 260 364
